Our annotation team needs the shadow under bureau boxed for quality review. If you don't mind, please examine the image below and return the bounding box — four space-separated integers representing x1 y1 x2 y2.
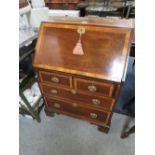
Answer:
33 17 134 133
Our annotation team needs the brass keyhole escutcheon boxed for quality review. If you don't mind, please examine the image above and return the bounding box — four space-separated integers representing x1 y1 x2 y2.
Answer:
71 89 77 95
77 27 85 35
50 89 58 94
72 103 78 108
54 103 60 108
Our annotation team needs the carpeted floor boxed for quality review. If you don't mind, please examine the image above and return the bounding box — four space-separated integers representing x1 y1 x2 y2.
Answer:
19 110 135 155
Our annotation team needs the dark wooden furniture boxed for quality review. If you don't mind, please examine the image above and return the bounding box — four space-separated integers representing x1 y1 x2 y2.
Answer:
45 0 82 10
85 0 127 17
78 0 127 17
33 17 134 133
78 1 135 18
126 1 135 19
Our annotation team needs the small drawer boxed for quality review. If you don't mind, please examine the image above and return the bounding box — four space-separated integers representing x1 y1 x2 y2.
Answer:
45 97 110 125
74 78 114 97
39 71 72 88
40 83 115 111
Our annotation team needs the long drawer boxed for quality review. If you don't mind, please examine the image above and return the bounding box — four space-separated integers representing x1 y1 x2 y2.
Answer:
45 97 111 125
40 83 115 111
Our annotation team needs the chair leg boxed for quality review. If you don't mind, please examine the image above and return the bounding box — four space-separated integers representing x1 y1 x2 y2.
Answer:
121 125 135 139
123 96 135 110
133 60 135 67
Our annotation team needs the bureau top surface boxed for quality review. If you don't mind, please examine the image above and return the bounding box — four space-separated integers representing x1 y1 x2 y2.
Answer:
34 17 134 83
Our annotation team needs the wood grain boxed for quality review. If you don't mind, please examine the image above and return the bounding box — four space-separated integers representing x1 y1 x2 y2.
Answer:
40 82 115 111
33 19 133 82
45 96 111 125
33 17 133 133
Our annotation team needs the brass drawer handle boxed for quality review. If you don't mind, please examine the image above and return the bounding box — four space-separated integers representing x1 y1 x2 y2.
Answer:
92 99 101 105
88 85 97 92
51 77 59 83
90 113 98 119
72 103 78 108
53 103 60 108
50 89 58 94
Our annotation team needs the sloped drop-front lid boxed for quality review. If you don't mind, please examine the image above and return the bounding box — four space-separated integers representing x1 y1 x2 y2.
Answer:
33 17 134 83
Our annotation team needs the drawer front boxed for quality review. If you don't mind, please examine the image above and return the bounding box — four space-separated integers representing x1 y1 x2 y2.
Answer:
41 83 114 111
74 78 114 97
45 97 110 124
39 71 72 88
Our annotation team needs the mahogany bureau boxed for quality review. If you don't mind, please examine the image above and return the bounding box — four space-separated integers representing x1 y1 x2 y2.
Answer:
33 17 134 133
